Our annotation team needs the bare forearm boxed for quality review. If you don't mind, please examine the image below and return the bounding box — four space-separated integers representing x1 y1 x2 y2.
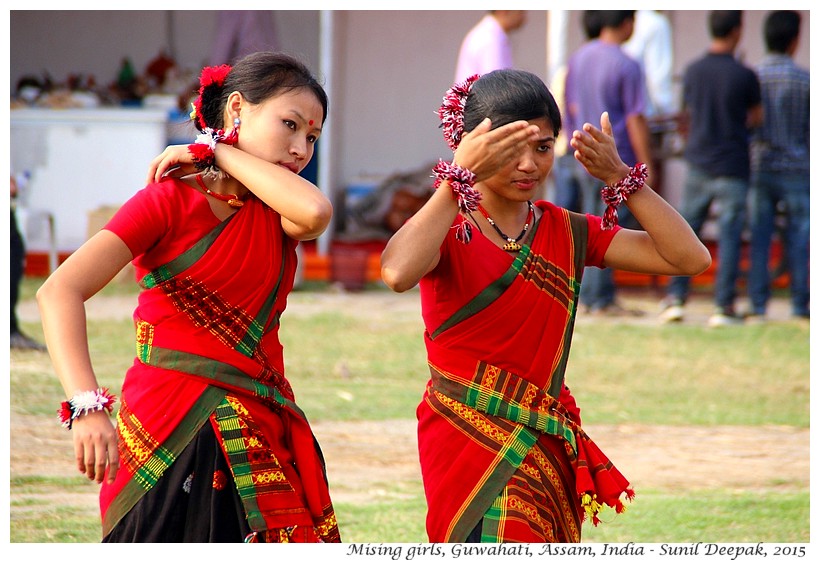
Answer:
381 119 542 291
619 186 711 275
572 112 711 276
36 231 133 397
214 144 332 239
38 285 101 397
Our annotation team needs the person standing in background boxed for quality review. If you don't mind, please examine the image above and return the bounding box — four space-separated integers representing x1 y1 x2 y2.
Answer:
564 10 653 316
622 9 677 200
10 174 46 351
660 11 762 327
210 11 281 66
551 11 602 212
747 11 809 321
454 11 527 83
622 10 676 119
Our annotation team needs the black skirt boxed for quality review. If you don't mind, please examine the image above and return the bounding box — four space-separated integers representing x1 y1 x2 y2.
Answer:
103 421 252 542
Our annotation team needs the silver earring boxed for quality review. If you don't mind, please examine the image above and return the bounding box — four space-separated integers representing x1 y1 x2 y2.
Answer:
234 117 241 128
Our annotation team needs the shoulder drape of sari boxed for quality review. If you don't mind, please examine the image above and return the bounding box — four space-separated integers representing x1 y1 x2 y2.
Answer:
99 194 339 542
417 201 632 542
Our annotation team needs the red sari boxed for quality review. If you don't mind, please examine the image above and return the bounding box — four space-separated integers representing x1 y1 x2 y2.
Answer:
417 201 633 543
99 178 340 542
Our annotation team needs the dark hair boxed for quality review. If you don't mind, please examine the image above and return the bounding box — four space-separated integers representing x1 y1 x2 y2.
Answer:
582 11 603 39
764 11 801 53
709 11 742 39
463 69 562 137
597 11 635 30
198 51 328 130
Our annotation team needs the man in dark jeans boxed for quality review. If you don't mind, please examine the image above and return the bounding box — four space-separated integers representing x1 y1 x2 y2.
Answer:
747 11 810 322
660 11 763 327
10 174 46 351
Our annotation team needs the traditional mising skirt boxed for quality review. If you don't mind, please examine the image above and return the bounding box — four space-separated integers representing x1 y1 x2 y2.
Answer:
104 422 253 542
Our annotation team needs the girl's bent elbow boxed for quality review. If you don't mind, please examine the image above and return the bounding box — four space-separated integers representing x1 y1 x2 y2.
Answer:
309 200 333 233
35 277 59 309
686 247 712 276
291 200 332 239
380 266 414 293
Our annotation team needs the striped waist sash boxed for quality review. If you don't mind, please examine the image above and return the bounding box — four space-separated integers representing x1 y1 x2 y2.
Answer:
428 360 578 455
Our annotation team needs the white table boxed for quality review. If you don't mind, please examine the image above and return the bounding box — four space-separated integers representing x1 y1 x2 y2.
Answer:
11 107 172 253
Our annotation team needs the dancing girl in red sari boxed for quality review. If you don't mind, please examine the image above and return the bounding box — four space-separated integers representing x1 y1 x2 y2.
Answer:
37 52 340 542
381 69 711 542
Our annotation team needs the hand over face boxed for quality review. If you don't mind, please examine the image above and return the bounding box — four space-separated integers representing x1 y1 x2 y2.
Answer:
453 118 541 182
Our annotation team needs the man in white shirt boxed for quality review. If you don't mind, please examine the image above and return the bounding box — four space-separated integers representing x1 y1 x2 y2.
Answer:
454 11 527 83
623 10 676 118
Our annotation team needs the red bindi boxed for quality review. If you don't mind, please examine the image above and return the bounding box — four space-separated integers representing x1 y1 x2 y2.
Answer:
309 119 314 126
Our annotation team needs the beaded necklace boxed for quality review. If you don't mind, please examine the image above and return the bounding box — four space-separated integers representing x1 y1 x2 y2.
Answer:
195 174 246 208
475 201 534 252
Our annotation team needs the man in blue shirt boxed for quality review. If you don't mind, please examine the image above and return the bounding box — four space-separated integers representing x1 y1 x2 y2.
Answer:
747 11 809 321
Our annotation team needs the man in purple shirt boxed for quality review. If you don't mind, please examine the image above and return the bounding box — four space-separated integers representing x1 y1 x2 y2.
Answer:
563 10 653 316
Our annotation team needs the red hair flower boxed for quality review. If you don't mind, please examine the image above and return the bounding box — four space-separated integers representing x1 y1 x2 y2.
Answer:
199 64 231 88
191 64 232 132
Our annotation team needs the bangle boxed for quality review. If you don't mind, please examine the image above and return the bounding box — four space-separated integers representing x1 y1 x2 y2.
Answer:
188 126 239 175
432 159 481 213
58 387 117 430
600 162 647 230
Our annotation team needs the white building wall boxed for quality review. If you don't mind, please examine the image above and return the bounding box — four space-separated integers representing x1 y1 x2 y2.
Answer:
9 10 811 251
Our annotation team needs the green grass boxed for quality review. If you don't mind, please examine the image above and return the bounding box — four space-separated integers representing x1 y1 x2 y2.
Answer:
332 488 811 544
334 497 429 543
582 488 810 543
9 476 102 543
10 509 102 543
280 312 429 421
11 278 810 543
14 313 809 427
8 486 809 544
566 323 810 427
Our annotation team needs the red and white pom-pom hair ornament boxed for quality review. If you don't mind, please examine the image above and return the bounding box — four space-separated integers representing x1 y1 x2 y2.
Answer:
190 64 232 132
187 64 239 178
437 74 480 152
433 75 482 245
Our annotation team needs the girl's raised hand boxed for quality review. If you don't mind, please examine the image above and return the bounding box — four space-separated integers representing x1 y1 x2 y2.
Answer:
453 118 540 182
146 145 198 184
570 112 630 186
